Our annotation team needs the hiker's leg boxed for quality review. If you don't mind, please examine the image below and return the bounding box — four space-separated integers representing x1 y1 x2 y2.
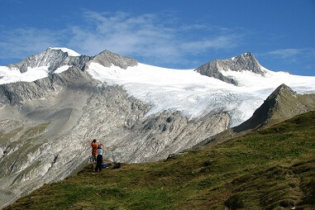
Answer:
96 155 102 172
100 155 103 171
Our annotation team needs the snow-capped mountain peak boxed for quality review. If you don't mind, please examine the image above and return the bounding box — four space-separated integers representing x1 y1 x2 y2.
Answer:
229 52 264 74
6 47 74 73
48 47 81 57
0 48 92 84
0 48 139 85
195 52 265 85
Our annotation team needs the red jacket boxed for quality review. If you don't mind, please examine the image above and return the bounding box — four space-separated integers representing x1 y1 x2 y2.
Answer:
91 142 98 155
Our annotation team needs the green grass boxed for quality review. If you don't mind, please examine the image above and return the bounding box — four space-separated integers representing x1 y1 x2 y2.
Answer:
5 112 315 209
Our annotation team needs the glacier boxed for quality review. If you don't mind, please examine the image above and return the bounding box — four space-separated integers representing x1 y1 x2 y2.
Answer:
1 52 315 127
86 61 315 126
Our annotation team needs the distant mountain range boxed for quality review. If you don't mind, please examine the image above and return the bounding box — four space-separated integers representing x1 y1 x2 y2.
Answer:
0 48 315 208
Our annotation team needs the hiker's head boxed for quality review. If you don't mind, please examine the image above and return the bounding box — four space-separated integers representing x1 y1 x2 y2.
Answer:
98 145 102 149
92 139 96 143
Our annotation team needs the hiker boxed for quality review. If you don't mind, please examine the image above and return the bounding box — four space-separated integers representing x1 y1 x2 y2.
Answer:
91 139 98 162
95 144 104 172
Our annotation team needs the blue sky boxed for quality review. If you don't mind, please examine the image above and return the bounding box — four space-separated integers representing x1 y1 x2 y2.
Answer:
0 0 314 75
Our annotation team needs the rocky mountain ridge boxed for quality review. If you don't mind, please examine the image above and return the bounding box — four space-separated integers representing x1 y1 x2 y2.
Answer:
234 84 315 132
197 84 315 147
195 52 265 85
0 48 314 208
6 48 138 75
8 48 90 73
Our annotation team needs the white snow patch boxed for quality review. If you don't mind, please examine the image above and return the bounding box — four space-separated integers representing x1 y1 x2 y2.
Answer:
0 66 50 85
54 65 72 74
49 47 80 56
0 65 74 85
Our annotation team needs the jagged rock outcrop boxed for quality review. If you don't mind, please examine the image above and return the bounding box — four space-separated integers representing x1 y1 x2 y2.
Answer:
195 52 265 85
8 48 91 73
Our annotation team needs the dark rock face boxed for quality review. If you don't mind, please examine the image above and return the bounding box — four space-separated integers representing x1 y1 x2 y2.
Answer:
195 52 265 85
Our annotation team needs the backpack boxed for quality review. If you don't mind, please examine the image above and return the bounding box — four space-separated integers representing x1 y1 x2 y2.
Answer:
102 163 110 168
113 162 121 169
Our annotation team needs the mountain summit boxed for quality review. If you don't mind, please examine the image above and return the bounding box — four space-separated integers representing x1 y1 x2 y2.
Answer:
6 47 138 76
195 52 265 85
88 50 137 69
8 47 90 73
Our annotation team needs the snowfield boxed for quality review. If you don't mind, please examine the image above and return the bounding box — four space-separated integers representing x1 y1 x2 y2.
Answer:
0 66 50 84
86 62 315 126
1 59 315 127
0 65 72 84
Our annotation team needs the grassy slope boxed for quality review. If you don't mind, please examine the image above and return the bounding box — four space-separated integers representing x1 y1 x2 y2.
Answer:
6 112 315 210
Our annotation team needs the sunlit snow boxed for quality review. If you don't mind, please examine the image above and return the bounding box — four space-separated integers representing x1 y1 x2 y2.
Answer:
54 65 71 73
86 62 315 126
0 66 50 84
0 65 71 85
1 60 314 127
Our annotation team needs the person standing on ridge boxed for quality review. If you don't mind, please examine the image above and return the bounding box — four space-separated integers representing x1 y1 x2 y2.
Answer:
91 139 98 163
95 144 104 172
